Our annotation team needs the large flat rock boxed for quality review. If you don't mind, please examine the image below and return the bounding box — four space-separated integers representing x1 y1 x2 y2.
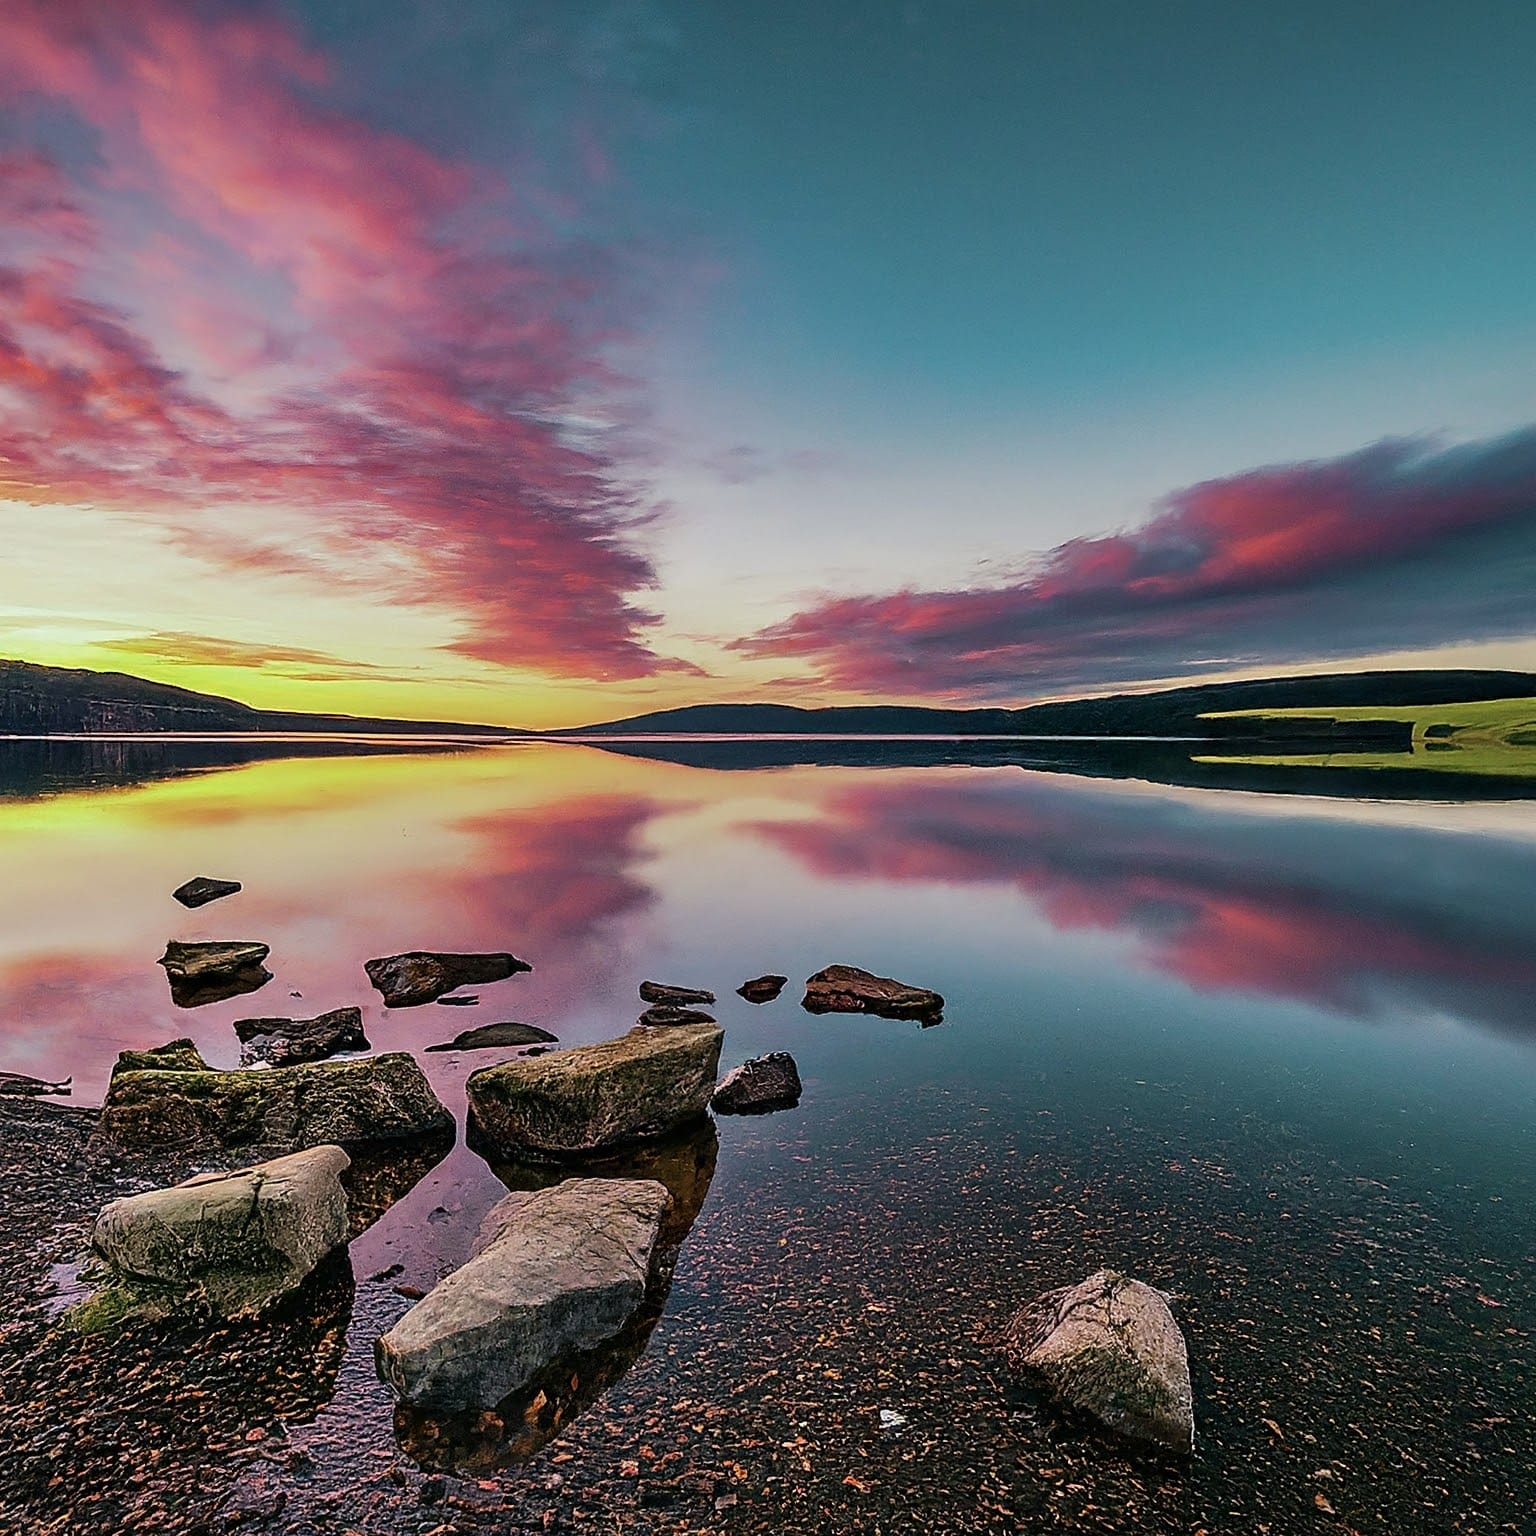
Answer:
376 1177 671 1410
999 1269 1194 1454
94 1051 454 1160
77 1145 350 1327
466 1024 722 1162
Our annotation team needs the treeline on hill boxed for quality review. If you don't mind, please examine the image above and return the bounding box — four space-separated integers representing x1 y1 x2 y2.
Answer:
7 658 1536 742
0 661 513 736
573 670 1536 740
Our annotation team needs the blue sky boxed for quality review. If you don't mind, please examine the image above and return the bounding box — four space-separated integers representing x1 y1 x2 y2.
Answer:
5 0 1536 719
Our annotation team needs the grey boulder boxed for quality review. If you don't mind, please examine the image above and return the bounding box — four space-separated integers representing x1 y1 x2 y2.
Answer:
375 1177 670 1409
466 1023 723 1162
999 1269 1194 1454
74 1145 350 1329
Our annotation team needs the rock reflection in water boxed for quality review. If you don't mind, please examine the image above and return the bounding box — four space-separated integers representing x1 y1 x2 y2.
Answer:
394 1297 667 1474
395 1121 718 1473
342 1130 455 1241
486 1117 719 1264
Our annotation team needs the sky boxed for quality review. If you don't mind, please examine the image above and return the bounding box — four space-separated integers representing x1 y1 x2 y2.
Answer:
3 0 1536 727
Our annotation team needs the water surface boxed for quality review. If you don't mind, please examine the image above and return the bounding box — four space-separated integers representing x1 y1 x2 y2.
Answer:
2 739 1532 1532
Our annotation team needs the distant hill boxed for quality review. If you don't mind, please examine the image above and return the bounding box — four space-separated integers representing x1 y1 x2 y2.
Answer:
0 660 517 737
571 671 1536 740
8 658 1536 743
568 702 1022 735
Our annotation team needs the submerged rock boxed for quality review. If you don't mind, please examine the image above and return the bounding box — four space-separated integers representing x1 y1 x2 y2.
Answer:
171 875 242 909
711 1052 802 1115
158 940 272 1009
234 1007 369 1067
998 1269 1194 1454
375 1177 671 1410
425 1021 559 1053
737 974 788 1004
466 1023 723 1162
94 1051 454 1160
639 980 715 1006
802 963 944 1023
637 1004 716 1028
365 950 531 1008
73 1145 350 1330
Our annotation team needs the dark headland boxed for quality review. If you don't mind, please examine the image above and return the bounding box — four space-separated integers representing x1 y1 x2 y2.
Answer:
6 658 1536 745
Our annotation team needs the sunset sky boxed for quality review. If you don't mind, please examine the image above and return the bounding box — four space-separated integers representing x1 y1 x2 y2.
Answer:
4 0 1536 728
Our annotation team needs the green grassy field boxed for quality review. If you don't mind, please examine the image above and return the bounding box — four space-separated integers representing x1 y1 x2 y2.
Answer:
1194 696 1536 779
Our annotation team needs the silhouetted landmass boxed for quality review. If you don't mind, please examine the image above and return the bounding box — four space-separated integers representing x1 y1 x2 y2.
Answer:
0 660 518 737
9 658 1536 755
570 671 1536 741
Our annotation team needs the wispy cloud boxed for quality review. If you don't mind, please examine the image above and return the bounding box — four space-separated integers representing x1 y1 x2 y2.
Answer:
90 630 437 685
0 0 689 681
736 430 1536 700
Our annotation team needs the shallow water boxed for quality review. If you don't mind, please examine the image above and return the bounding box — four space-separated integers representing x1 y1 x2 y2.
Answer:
2 739 1534 1532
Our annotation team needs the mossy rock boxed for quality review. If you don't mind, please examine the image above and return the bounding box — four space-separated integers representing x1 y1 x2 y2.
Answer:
93 1051 454 1159
466 1024 722 1162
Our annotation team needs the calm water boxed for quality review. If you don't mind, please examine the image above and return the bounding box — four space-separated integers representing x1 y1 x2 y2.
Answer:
3 739 1534 1532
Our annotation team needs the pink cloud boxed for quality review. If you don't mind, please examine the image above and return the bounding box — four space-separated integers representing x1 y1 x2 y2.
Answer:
0 0 686 681
736 432 1536 699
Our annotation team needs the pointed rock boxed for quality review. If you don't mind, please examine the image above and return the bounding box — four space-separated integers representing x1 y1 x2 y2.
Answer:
172 875 242 909
711 1052 802 1114
999 1270 1194 1454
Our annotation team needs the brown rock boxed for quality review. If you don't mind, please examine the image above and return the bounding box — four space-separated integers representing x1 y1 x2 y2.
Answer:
639 980 715 1006
801 963 943 1022
737 974 788 1004
637 1004 716 1028
711 1052 802 1114
365 950 531 1008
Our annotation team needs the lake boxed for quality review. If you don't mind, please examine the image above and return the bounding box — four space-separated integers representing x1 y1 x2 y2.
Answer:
1 738 1533 1534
